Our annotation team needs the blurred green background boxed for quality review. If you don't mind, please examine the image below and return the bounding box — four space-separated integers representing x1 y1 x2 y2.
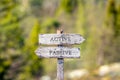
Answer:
0 0 120 80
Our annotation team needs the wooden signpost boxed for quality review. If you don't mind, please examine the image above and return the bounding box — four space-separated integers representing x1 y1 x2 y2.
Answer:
35 30 85 80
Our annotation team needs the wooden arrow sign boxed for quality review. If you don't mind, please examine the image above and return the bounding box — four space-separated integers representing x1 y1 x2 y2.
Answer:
35 47 80 58
39 34 85 45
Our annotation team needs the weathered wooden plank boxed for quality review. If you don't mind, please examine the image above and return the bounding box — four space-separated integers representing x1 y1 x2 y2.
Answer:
57 58 64 80
57 30 64 80
35 47 80 58
39 34 85 45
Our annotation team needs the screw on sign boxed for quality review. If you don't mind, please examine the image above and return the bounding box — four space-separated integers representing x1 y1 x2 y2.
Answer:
35 29 85 80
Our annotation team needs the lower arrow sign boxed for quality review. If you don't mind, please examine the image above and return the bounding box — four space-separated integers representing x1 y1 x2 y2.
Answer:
35 47 80 58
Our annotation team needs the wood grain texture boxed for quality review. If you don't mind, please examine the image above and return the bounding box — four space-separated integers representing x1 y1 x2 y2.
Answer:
57 58 64 80
57 29 64 80
39 34 85 45
35 47 80 58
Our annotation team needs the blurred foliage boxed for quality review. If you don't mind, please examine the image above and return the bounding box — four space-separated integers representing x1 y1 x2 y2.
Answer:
60 0 78 13
30 0 43 16
41 18 60 33
0 0 24 80
104 0 120 63
0 0 120 80
17 20 44 80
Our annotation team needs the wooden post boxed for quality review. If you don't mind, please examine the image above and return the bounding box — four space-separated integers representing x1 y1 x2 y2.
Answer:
57 29 64 80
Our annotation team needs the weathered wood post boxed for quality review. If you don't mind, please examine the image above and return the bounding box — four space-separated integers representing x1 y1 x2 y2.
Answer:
57 29 64 80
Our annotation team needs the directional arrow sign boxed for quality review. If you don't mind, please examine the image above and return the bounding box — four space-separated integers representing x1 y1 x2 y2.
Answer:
39 34 85 45
35 47 80 58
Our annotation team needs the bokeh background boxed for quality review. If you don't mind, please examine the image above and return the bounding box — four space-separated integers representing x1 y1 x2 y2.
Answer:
0 0 120 80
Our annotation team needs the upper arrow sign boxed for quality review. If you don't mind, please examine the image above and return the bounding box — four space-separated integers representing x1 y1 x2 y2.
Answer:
39 34 85 45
